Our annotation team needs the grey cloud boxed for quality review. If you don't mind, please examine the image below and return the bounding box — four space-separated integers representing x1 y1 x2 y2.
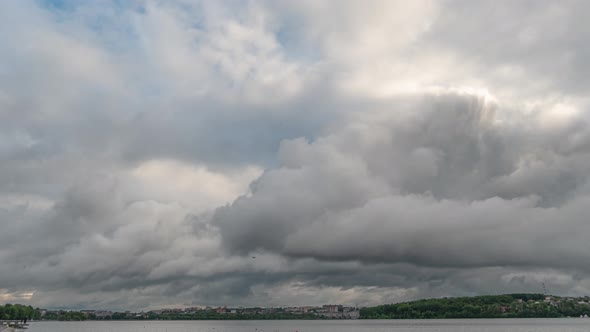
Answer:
0 0 342 180
215 93 590 269
423 0 590 96
4 0 590 311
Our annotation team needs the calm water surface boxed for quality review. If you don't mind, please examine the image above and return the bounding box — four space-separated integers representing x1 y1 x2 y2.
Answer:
25 319 590 332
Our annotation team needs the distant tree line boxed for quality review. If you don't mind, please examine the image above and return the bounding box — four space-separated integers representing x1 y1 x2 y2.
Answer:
42 311 88 321
93 311 319 320
8 293 590 322
360 294 590 319
0 304 41 320
37 308 320 321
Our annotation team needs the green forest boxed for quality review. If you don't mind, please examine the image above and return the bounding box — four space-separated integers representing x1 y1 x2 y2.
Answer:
0 304 41 320
360 294 590 319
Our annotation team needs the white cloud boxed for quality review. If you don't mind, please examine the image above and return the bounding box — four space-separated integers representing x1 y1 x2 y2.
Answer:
127 159 261 212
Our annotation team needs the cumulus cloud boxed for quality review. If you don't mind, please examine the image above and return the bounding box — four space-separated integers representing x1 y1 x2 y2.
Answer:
2 0 590 310
214 92 590 283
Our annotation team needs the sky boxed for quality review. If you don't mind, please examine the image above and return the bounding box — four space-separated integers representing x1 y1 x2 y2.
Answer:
2 0 590 311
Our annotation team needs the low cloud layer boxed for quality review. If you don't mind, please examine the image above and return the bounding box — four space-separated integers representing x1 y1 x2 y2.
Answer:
2 0 590 310
215 93 590 268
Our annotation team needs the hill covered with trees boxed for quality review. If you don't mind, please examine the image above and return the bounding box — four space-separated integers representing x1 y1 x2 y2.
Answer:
360 294 590 319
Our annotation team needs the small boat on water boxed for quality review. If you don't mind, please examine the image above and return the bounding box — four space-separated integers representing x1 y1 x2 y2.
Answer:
1 321 27 331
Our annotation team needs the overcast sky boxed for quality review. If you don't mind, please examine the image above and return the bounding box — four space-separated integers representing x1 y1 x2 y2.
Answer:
2 0 590 311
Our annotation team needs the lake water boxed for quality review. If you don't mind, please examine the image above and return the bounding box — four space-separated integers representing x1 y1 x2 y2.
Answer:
24 319 590 332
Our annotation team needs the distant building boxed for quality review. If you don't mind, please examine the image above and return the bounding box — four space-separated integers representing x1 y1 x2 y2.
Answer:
95 311 113 319
323 305 342 313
